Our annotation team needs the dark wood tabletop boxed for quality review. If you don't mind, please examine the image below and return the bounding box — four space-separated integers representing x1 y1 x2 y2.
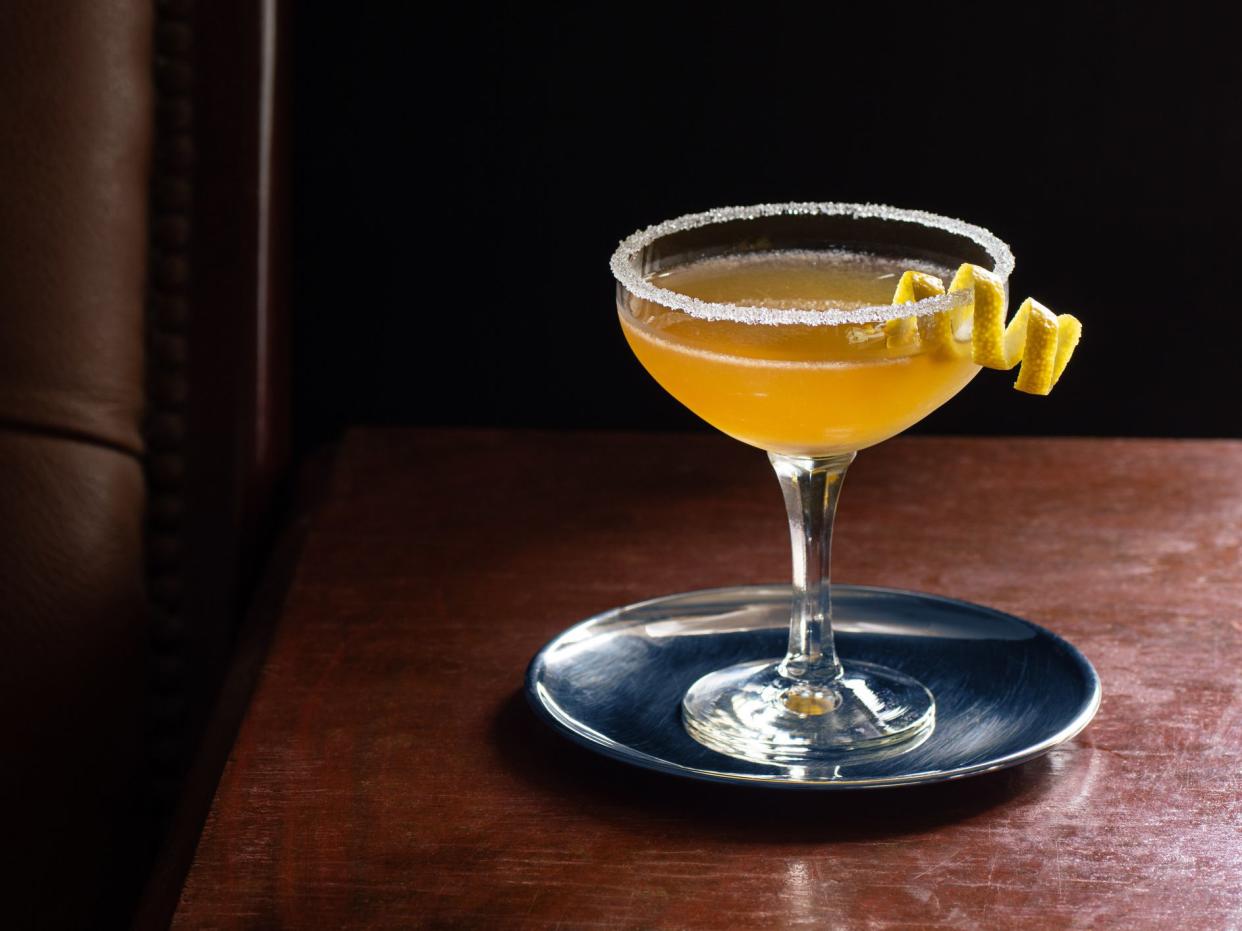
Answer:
171 428 1242 929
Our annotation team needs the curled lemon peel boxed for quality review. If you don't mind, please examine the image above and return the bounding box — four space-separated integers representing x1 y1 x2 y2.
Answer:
891 264 1082 395
884 270 943 348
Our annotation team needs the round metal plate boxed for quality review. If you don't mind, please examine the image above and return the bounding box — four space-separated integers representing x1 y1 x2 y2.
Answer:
525 585 1101 789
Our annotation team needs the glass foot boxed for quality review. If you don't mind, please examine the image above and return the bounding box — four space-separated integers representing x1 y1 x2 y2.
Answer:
682 658 934 764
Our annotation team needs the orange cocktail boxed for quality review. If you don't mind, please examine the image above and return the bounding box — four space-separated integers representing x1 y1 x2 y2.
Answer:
620 250 979 457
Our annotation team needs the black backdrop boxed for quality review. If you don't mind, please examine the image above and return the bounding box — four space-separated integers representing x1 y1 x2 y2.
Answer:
292 4 1240 453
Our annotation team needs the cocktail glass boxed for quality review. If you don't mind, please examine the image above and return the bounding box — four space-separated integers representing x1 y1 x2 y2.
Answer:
611 203 1014 766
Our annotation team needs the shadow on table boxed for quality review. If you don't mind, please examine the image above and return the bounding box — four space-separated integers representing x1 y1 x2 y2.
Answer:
491 690 1057 843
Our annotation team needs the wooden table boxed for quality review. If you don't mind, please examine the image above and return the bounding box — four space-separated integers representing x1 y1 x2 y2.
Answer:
171 429 1242 929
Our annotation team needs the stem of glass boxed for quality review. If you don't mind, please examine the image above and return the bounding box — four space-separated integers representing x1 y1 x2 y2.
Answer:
769 451 855 696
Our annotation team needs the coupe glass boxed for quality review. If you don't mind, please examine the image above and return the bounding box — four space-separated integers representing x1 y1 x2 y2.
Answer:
611 203 1013 766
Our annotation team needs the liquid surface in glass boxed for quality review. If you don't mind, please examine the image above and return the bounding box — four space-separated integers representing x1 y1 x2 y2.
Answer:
620 250 980 456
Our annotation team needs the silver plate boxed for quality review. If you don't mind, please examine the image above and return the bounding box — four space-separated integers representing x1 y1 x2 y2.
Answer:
526 585 1101 789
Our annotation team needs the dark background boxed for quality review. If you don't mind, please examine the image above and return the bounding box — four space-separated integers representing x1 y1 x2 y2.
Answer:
291 5 1240 454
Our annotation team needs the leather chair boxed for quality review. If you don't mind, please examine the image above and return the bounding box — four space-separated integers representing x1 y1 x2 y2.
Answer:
0 1 288 925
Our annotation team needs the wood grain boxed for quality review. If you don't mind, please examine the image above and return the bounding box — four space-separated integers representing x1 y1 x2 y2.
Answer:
172 429 1242 929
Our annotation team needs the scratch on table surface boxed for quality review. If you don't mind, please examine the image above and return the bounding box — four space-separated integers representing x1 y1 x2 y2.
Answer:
911 850 967 882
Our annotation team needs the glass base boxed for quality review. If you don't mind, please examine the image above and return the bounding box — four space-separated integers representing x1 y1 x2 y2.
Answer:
682 658 935 764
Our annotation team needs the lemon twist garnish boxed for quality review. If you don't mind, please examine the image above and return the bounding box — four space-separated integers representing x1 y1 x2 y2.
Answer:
885 271 944 348
891 263 1082 395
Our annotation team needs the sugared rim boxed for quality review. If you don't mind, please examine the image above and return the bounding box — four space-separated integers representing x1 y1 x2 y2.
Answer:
609 202 1015 326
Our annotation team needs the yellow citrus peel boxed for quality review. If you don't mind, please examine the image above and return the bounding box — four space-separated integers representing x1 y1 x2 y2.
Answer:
885 270 944 348
892 264 1082 395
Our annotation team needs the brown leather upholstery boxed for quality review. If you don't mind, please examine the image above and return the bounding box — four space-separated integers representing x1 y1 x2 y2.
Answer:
0 2 152 926
0 1 288 925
